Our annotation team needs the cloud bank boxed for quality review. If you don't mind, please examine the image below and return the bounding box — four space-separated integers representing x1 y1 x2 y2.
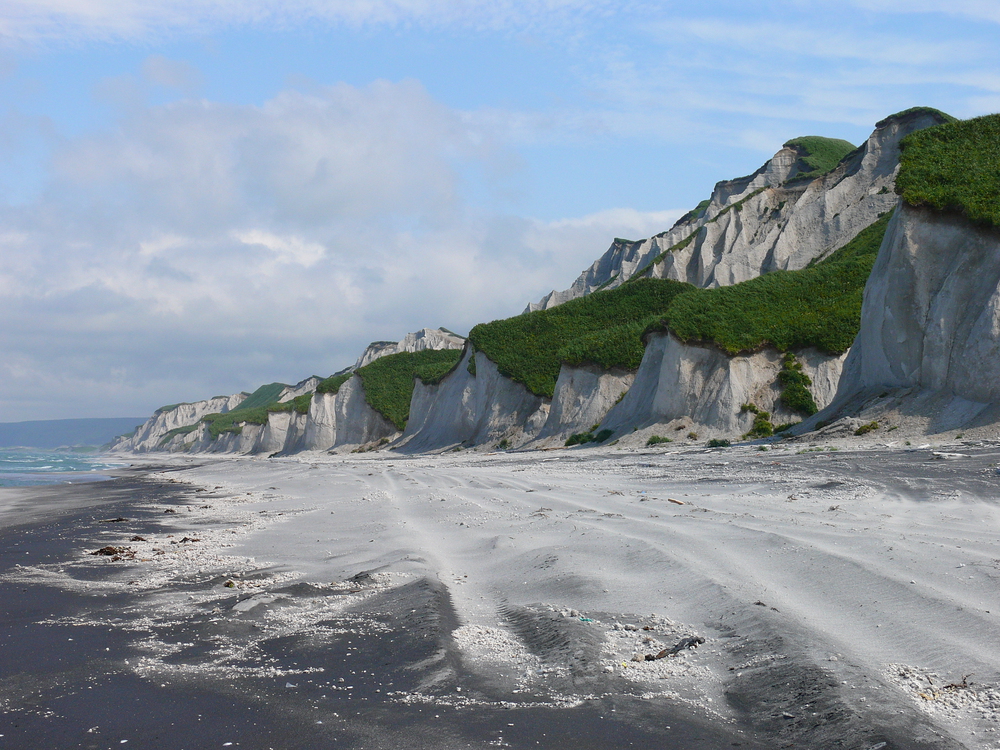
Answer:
0 77 678 420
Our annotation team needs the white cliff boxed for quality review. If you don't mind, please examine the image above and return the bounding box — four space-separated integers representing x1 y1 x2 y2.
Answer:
395 346 549 452
814 203 1000 433
302 392 338 451
600 333 845 439
111 394 246 453
331 375 400 450
529 365 634 446
354 327 465 368
527 109 951 311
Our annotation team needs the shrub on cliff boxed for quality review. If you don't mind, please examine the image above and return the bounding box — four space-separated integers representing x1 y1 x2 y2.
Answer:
355 348 463 431
469 278 692 399
647 212 892 355
896 113 1000 228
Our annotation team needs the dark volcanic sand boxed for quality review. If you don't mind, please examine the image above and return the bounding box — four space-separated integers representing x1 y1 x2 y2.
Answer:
0 469 764 750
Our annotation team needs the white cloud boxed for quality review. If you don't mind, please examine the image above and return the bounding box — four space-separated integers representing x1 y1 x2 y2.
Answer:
0 76 682 420
233 230 326 268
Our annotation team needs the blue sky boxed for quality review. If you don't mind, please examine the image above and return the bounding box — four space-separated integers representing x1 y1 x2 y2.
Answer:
1 0 997 421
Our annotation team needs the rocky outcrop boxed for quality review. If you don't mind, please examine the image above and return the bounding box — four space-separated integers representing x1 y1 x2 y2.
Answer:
302 392 338 451
813 204 1000 432
600 332 845 438
111 394 246 453
354 327 465 368
529 364 633 445
395 347 548 452
331 375 400 450
527 109 951 311
276 377 321 402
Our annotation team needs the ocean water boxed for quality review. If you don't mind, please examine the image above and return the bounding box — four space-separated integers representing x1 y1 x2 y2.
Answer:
0 448 125 488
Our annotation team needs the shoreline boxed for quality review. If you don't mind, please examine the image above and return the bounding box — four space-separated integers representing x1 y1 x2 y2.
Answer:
3 446 1000 747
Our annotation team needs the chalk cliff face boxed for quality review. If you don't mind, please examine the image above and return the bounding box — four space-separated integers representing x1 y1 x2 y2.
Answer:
600 333 845 438
116 109 980 454
112 394 246 453
354 328 465 368
529 365 633 445
527 109 951 312
303 392 337 451
815 204 1000 432
331 375 399 450
396 347 549 452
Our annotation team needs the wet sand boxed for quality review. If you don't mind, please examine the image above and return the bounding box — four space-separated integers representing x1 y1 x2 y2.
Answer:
2 443 1000 748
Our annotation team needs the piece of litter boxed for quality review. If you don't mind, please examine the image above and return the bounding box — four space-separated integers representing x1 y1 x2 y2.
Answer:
667 498 684 505
286 682 298 688
579 617 593 622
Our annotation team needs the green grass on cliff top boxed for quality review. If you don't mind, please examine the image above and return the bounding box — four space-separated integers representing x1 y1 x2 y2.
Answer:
355 348 463 431
468 278 693 399
896 113 1000 228
783 136 857 182
647 211 892 354
469 214 891 398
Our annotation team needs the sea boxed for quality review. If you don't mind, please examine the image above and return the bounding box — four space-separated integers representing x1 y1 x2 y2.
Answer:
0 448 126 487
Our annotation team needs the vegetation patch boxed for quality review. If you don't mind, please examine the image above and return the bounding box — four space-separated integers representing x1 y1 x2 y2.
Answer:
232 383 287 412
668 199 712 229
646 435 673 446
355 349 463 431
778 353 819 416
741 404 774 439
565 428 615 447
202 408 271 439
854 421 879 436
707 438 731 448
469 278 693 399
647 212 892 355
783 136 856 182
876 107 956 129
896 113 1000 228
158 425 197 446
316 372 352 395
198 382 289 439
266 393 313 415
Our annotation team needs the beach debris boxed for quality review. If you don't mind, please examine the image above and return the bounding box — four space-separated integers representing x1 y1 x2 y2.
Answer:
349 571 373 584
667 498 684 505
163 509 177 514
224 580 236 588
98 517 128 523
130 536 146 542
658 635 705 658
578 617 594 623
635 635 706 662
92 546 126 556
90 546 135 561
943 673 974 691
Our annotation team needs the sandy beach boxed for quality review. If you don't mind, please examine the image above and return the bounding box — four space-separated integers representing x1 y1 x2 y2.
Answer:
3 441 1000 749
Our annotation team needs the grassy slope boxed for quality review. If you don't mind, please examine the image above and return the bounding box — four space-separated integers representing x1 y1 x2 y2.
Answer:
468 213 890 402
896 113 1000 228
200 382 288 438
784 136 856 181
232 383 287 412
355 349 463 431
649 212 892 354
468 279 693 399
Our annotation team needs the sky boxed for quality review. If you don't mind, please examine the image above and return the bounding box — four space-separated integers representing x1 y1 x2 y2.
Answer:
1 1 997 422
